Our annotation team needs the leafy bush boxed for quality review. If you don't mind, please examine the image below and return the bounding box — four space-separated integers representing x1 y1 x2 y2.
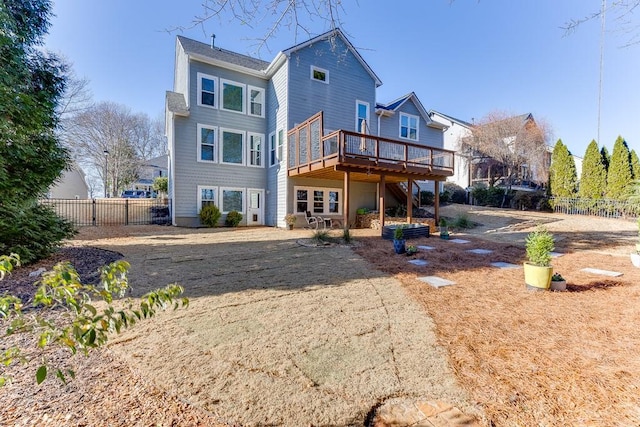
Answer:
311 230 331 244
225 210 243 227
420 191 434 206
0 202 76 264
472 186 507 207
152 177 168 195
511 190 547 210
452 213 473 229
525 227 555 267
199 204 221 227
393 225 405 240
443 182 467 204
439 191 451 204
0 255 188 386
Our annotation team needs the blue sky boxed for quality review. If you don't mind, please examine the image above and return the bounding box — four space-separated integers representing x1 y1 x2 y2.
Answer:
45 0 639 158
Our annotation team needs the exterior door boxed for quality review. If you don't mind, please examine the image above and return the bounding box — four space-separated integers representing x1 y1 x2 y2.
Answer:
247 189 264 226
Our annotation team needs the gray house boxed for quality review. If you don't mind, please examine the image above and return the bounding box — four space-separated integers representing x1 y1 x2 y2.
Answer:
166 29 454 228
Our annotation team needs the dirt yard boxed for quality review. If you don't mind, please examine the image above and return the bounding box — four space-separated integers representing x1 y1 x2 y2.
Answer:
1 205 639 426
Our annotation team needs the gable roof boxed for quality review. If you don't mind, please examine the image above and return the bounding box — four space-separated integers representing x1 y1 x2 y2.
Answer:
166 91 189 116
429 110 473 128
376 92 446 129
177 35 271 73
282 28 382 87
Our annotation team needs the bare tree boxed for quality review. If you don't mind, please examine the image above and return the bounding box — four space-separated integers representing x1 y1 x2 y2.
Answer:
563 0 640 47
172 0 346 54
64 102 165 197
460 111 552 195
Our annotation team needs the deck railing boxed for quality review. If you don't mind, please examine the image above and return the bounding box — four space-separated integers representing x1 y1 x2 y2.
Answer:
288 112 454 176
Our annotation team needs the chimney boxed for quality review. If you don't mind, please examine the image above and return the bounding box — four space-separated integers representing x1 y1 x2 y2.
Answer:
211 34 216 49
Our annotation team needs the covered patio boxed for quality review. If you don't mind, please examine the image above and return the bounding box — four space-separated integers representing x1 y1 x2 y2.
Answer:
287 112 455 232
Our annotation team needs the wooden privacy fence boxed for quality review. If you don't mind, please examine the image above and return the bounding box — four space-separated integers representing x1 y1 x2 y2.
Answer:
551 197 640 219
40 198 171 226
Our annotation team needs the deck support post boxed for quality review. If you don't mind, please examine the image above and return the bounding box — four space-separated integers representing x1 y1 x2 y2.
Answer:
379 174 386 236
406 179 413 224
434 180 440 226
343 170 350 230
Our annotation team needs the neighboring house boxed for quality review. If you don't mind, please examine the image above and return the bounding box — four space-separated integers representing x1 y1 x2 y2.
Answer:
48 166 89 199
129 154 168 195
429 111 474 189
165 29 454 228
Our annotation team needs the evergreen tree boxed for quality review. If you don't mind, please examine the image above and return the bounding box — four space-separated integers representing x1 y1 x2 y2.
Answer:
549 139 577 197
606 136 633 200
0 0 75 263
579 140 607 199
630 149 640 179
601 146 611 173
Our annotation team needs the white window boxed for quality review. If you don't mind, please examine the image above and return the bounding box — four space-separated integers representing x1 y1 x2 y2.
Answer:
220 128 245 165
221 188 244 213
400 113 419 141
197 124 217 163
248 86 265 117
294 186 342 215
248 133 263 167
197 73 217 108
277 129 284 162
310 65 329 84
269 131 276 167
356 100 370 133
220 79 246 113
197 185 217 213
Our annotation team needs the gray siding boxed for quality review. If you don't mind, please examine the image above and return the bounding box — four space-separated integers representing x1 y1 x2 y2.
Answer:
286 37 376 132
172 59 269 226
266 61 288 227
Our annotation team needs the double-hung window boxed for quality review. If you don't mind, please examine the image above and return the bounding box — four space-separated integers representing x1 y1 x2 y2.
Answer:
221 128 244 165
248 86 264 117
248 133 263 167
356 100 370 133
221 79 246 113
277 129 284 162
197 73 217 108
400 113 419 141
197 186 217 213
197 124 217 162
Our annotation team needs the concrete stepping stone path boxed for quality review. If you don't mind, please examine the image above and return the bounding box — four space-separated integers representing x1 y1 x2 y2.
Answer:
491 262 520 269
448 239 470 244
417 245 434 250
467 248 493 255
418 276 456 288
581 267 623 277
408 259 428 266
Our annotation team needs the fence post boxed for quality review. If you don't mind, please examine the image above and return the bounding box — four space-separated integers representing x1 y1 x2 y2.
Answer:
92 199 96 226
125 199 129 226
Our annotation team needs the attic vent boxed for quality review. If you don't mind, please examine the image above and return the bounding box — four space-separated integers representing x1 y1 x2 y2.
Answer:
211 34 216 49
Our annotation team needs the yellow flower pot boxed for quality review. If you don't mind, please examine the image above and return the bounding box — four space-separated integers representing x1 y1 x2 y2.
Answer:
523 262 553 291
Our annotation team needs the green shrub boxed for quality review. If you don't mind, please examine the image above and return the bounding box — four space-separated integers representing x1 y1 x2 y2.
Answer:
443 182 467 204
225 210 243 227
420 191 434 206
452 213 473 229
311 229 331 244
439 191 451 204
525 227 555 267
342 228 352 243
0 202 76 264
199 204 221 227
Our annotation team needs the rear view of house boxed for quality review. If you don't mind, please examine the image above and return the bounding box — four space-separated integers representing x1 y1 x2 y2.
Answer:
166 29 454 228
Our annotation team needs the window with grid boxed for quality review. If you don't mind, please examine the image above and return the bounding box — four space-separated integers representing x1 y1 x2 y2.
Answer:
198 186 217 212
269 132 276 167
248 133 263 167
248 86 264 117
197 124 216 162
400 113 419 140
197 73 217 107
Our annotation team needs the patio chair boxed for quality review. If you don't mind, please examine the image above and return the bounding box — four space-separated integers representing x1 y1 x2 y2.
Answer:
305 211 323 229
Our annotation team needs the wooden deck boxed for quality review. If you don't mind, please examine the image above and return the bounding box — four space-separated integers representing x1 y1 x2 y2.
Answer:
287 112 455 182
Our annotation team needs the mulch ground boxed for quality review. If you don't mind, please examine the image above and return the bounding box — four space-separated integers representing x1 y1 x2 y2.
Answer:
354 233 640 426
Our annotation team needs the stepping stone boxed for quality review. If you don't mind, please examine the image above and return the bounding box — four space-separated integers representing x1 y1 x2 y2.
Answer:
491 262 521 269
467 248 493 255
417 245 434 250
418 276 456 288
449 239 470 244
581 267 623 277
550 252 564 258
408 259 428 266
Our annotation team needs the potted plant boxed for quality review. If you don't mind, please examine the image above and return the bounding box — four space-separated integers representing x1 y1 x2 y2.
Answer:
284 213 297 230
439 218 449 240
523 227 555 291
406 245 418 256
393 226 406 254
631 218 640 267
550 272 567 291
